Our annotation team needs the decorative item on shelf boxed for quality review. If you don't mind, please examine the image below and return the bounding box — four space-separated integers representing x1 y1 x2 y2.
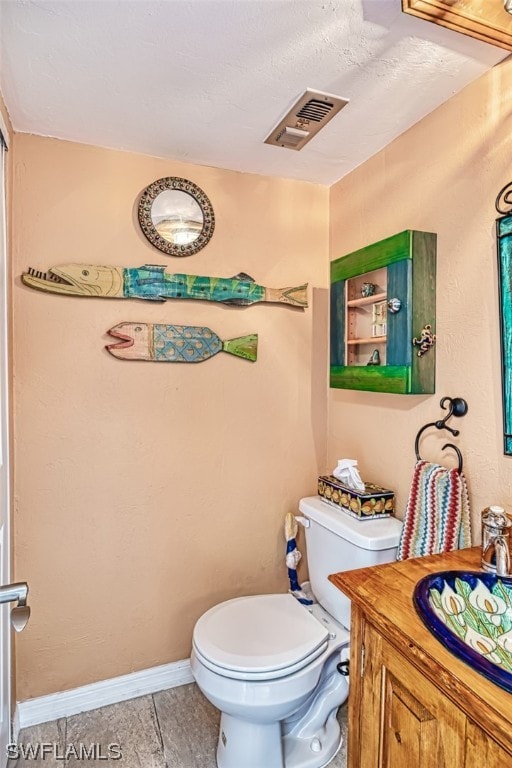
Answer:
495 180 512 455
412 323 436 356
372 301 387 337
106 323 257 363
361 282 376 298
21 264 308 307
330 229 436 394
138 177 215 257
367 349 381 366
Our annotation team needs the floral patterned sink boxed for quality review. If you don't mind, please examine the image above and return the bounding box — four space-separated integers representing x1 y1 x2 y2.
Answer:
413 570 512 693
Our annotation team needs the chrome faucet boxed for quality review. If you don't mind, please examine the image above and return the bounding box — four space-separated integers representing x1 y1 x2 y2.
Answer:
482 506 511 577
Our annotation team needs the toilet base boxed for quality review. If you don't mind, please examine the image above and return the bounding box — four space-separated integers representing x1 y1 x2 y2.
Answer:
282 644 348 768
283 709 342 768
216 710 342 768
217 713 283 768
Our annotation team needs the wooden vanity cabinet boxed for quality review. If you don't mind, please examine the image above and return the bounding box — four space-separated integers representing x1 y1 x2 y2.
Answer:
465 721 512 767
355 613 466 768
329 547 512 768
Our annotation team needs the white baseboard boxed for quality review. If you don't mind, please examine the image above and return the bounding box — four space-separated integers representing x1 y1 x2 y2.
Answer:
15 658 193 731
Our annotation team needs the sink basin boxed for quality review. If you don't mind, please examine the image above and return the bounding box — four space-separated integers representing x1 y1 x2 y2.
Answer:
413 570 512 693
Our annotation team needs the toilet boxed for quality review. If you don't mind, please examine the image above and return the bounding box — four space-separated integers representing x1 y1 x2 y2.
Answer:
191 496 402 768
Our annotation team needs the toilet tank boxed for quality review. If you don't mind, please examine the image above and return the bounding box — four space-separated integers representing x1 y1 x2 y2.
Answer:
298 496 402 628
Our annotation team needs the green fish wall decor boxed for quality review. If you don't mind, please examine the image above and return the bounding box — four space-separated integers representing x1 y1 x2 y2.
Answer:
106 323 257 363
22 264 308 307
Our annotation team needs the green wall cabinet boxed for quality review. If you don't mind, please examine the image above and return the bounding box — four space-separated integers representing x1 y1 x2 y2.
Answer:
330 230 436 394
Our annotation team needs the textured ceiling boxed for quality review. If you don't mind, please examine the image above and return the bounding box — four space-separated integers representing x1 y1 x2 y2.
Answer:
0 0 508 185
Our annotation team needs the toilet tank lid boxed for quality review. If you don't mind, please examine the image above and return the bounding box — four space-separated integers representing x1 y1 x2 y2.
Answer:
299 496 402 550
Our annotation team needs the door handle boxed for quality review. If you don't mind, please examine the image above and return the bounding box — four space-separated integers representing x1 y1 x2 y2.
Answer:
0 582 30 632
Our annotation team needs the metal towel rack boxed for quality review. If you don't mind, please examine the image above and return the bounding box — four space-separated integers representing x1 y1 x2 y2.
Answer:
414 396 468 473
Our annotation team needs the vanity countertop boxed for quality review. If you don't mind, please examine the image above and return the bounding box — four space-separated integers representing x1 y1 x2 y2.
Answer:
329 546 512 755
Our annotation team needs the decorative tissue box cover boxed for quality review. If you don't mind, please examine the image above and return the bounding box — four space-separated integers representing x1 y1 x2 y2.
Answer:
317 475 395 519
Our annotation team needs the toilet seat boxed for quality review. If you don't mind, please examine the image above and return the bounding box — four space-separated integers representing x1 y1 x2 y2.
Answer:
193 594 330 681
192 636 330 681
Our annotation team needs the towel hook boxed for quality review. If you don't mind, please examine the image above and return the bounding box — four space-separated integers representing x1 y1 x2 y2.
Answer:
415 397 468 473
435 396 468 436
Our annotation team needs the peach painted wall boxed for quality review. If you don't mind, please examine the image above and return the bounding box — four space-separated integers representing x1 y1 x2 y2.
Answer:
11 134 328 700
329 57 512 534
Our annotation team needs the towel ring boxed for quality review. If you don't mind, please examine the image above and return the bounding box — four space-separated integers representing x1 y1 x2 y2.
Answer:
441 443 463 473
415 436 464 473
414 396 467 474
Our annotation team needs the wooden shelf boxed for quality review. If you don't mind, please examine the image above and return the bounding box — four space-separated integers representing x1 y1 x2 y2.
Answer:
346 336 386 345
346 292 386 308
402 1 512 52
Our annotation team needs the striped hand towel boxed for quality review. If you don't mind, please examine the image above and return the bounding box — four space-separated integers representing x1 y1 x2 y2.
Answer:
397 460 472 560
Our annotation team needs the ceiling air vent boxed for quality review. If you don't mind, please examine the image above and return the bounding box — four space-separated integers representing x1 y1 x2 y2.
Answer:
264 89 349 151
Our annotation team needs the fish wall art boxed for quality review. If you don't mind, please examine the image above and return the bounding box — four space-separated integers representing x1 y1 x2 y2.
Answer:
22 264 308 307
107 323 258 363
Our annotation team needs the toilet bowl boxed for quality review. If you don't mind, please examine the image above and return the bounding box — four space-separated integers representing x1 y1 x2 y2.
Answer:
191 496 402 768
191 595 349 768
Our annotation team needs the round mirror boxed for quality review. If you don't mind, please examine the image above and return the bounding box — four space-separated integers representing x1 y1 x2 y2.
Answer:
138 177 215 256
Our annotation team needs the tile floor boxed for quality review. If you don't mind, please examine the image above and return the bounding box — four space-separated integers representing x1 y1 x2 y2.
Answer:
10 683 348 767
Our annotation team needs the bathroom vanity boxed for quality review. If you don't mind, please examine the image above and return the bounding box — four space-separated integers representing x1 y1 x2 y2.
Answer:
329 547 512 767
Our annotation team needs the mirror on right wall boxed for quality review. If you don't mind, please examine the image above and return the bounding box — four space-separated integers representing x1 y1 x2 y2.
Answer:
495 181 512 454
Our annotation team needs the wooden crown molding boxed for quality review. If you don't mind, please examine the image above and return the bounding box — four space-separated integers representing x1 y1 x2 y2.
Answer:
402 0 512 51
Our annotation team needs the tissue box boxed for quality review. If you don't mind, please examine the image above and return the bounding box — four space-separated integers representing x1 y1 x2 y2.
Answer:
317 475 395 519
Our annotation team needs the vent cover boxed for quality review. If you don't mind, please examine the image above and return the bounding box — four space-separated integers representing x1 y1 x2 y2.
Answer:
264 89 349 151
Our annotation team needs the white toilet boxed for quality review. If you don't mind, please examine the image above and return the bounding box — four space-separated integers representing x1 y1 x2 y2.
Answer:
191 496 402 768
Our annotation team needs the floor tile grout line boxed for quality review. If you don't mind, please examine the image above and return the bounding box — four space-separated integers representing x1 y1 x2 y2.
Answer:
151 693 168 768
63 716 68 766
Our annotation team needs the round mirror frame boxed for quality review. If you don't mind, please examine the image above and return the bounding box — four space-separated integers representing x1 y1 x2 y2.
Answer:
138 177 215 257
